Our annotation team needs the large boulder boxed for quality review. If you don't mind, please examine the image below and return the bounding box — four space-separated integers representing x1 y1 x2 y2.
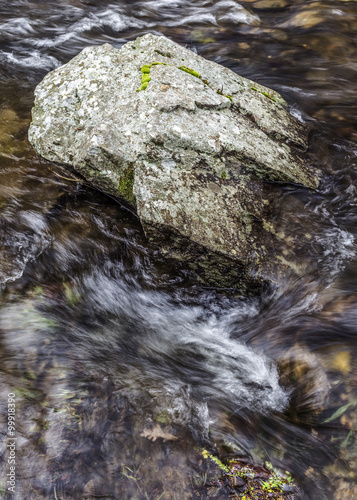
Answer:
28 33 319 290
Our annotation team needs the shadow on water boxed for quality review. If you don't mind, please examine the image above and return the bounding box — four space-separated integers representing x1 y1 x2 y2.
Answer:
1 1 357 499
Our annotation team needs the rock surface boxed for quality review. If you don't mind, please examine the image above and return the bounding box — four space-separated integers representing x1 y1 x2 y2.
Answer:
29 33 319 289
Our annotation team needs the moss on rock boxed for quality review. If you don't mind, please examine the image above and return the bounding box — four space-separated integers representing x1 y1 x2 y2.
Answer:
178 66 201 78
141 74 151 84
118 165 136 207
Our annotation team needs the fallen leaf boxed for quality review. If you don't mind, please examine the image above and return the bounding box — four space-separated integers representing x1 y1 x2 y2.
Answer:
140 424 178 442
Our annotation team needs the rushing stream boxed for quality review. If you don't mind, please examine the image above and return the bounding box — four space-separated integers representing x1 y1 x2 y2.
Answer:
1 1 357 499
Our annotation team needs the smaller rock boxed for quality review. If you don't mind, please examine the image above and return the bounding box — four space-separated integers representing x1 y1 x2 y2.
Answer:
233 475 247 489
282 483 295 493
278 345 330 418
280 10 324 29
253 0 289 10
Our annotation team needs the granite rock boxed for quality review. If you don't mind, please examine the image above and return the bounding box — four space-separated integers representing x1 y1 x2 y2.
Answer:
29 33 319 289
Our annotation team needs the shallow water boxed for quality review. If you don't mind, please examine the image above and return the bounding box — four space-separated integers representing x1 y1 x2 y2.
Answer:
1 1 357 499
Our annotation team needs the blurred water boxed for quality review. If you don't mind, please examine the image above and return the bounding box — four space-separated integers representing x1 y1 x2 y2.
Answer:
1 1 357 499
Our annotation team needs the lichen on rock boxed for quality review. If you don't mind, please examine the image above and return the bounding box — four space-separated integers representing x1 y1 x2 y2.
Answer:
28 33 320 290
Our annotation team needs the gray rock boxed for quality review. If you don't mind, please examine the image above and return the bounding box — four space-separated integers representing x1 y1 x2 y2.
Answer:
28 33 319 290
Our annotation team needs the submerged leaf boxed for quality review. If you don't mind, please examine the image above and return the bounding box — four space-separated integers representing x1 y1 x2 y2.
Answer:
323 401 356 423
140 424 178 442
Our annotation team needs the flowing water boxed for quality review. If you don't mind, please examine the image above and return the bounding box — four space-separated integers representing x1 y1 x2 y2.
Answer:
1 1 357 499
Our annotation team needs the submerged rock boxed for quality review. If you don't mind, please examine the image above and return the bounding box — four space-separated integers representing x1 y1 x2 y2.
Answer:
29 33 319 290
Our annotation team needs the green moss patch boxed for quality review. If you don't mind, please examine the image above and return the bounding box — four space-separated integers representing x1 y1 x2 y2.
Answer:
154 49 172 58
178 66 201 78
251 86 276 102
141 74 151 84
202 450 296 499
118 165 136 206
136 60 210 93
137 62 168 91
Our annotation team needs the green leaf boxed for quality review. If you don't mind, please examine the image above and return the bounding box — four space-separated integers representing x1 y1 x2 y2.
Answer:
340 430 354 449
323 402 355 423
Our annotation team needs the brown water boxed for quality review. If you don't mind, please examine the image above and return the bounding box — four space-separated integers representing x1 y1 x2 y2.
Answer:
1 1 357 499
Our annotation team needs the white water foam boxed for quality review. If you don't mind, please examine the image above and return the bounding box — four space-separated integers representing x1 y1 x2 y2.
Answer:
0 17 35 37
77 271 288 420
0 211 51 286
0 50 61 70
0 0 259 72
315 227 355 281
